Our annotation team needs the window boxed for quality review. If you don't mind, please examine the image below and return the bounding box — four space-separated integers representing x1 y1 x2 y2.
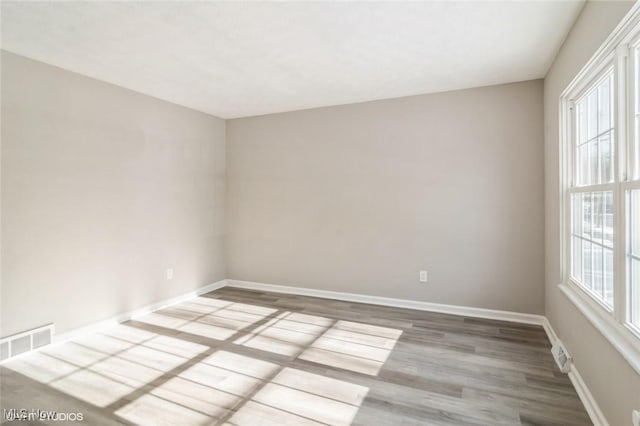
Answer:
561 7 640 361
569 71 616 309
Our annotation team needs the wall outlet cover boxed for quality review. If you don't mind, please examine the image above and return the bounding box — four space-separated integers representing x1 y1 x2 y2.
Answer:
632 410 640 426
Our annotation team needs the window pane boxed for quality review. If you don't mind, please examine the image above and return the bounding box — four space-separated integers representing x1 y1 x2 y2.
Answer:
629 259 640 327
575 71 614 186
604 247 614 308
599 131 613 183
635 114 640 181
593 243 603 297
589 140 599 184
570 190 614 308
588 90 598 141
582 240 593 291
598 75 611 133
592 192 603 245
632 190 640 256
629 190 640 328
582 192 592 239
572 193 582 235
578 103 588 144
630 259 640 328
635 48 640 181
578 144 590 185
572 236 582 282
604 191 614 248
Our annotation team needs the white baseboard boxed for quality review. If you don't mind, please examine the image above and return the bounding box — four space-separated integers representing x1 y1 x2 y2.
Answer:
542 317 608 426
53 279 228 344
568 365 609 426
541 317 559 346
226 279 546 326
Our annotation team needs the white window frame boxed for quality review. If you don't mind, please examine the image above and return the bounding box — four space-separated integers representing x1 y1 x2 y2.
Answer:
559 3 640 375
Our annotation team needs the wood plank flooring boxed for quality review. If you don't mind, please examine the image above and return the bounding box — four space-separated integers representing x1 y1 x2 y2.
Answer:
1 287 591 425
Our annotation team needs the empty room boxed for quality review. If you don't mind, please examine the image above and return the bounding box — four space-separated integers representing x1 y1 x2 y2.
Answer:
1 0 640 425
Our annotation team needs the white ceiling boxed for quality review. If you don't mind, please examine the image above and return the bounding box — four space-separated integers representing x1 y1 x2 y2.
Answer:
1 1 583 119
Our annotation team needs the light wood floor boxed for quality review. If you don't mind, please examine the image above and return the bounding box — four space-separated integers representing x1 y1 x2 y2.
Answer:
1 287 591 425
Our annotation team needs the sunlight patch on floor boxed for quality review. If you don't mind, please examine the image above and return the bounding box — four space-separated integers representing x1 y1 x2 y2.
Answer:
115 392 218 425
5 351 79 383
228 368 369 426
8 324 210 407
203 350 281 379
116 350 281 425
298 320 402 375
3 297 386 424
138 299 280 342
233 312 328 357
49 368 135 407
224 400 325 426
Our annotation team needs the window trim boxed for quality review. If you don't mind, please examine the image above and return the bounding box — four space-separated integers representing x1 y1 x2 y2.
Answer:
559 2 640 375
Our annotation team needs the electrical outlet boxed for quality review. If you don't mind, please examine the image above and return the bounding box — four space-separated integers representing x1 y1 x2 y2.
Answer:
632 410 640 426
166 268 174 280
419 270 428 283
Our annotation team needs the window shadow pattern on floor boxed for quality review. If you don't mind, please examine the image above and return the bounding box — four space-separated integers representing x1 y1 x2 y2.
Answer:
2 295 402 425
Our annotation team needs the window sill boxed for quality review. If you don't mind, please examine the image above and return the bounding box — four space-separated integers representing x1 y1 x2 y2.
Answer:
559 283 640 375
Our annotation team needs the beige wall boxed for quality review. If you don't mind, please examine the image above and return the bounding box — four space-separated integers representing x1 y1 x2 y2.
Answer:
544 2 640 425
1 51 226 337
227 80 545 314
